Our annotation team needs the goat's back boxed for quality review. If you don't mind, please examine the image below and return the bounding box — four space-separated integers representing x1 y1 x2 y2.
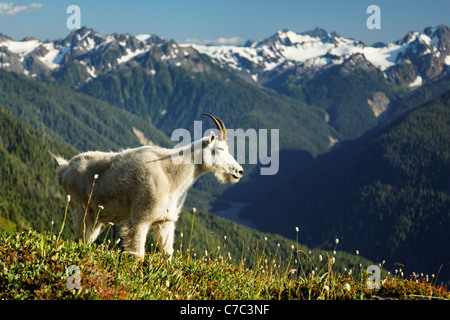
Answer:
56 147 170 210
57 151 118 204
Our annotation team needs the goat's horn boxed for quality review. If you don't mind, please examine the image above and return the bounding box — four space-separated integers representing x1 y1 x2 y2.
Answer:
215 117 227 141
202 113 227 140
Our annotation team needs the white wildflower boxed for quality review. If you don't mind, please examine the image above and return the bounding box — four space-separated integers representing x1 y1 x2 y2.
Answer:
335 238 339 245
344 283 351 291
67 195 71 202
323 285 329 292
295 227 299 232
94 174 98 180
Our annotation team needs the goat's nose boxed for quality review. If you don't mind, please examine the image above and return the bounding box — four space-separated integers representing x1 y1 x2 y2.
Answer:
238 169 244 176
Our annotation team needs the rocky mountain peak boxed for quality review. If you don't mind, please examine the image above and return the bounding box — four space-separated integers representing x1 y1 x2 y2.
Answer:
0 25 449 89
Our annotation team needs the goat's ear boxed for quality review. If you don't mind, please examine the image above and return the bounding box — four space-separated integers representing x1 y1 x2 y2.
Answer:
208 131 216 144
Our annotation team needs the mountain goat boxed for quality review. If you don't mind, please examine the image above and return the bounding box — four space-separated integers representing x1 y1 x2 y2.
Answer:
52 113 243 259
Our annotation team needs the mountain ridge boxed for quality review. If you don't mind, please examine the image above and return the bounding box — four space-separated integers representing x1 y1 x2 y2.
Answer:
2 25 448 142
1 25 449 88
191 25 450 87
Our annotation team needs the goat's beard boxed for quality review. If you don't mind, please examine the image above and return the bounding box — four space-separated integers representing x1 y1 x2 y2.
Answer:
214 170 240 184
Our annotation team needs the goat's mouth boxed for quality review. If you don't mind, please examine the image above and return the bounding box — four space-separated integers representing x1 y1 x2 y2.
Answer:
230 170 243 182
215 167 243 184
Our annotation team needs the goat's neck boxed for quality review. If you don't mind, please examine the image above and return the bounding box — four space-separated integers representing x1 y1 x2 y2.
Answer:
165 139 207 190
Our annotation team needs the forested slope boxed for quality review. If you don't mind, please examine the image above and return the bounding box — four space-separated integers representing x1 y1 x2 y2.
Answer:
241 90 450 282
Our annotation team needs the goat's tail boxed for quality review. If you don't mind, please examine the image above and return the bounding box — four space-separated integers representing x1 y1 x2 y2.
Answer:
49 151 69 186
49 151 68 166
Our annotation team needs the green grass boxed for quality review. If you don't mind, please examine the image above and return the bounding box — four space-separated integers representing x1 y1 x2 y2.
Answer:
0 216 16 235
0 227 448 300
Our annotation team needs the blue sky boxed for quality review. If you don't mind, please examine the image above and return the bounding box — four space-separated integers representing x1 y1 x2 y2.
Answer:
1 0 449 45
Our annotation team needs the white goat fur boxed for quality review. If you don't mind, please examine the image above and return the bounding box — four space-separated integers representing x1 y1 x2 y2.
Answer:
53 115 243 260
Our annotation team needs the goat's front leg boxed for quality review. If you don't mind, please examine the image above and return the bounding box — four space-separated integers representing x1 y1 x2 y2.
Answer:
154 221 175 259
121 220 150 260
72 206 102 243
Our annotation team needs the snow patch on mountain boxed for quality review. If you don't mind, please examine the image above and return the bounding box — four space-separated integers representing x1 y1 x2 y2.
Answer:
444 55 450 65
37 43 61 69
409 75 423 87
0 38 40 57
117 48 147 64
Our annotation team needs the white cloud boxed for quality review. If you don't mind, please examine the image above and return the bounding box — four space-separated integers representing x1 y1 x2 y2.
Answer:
0 2 42 16
184 36 244 46
216 36 244 45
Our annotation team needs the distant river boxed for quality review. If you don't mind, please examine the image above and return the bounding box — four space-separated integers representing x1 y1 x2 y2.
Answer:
214 201 258 230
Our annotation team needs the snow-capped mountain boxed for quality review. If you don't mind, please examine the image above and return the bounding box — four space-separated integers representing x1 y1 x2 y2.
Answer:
0 26 199 81
0 25 449 89
189 26 450 87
